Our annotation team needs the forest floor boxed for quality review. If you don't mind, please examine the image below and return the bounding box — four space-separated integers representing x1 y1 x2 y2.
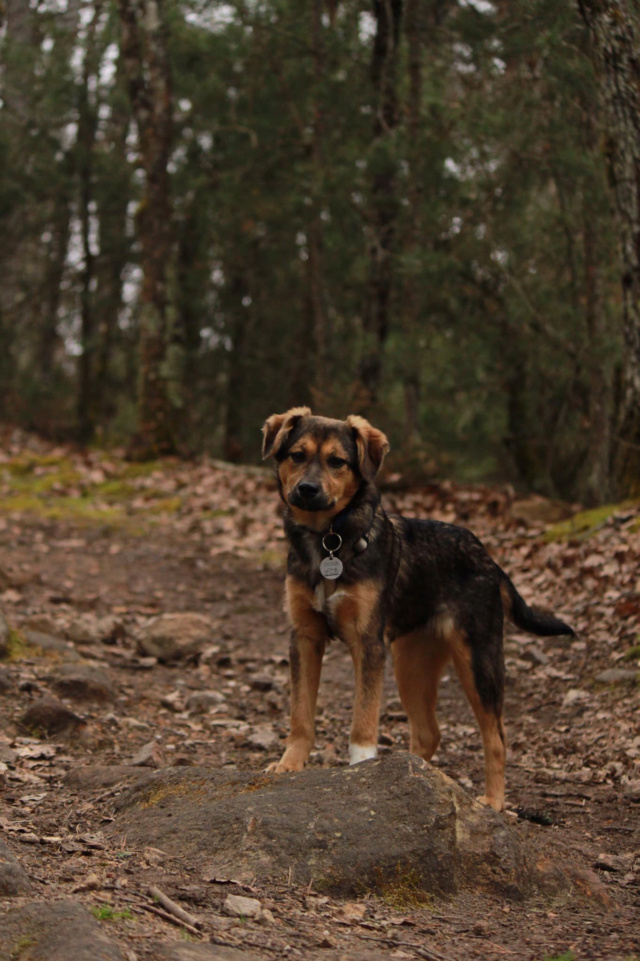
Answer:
1 425 640 961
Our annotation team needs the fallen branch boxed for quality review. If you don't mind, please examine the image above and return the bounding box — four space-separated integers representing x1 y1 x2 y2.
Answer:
140 902 201 937
149 884 203 930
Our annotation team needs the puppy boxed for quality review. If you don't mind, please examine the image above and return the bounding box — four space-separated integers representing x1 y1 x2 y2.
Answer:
262 407 573 811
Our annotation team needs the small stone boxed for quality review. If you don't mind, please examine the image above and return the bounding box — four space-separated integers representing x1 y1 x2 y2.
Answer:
594 668 639 685
20 696 86 738
23 629 80 658
595 852 635 872
0 668 12 693
0 743 17 764
223 894 262 919
522 646 549 666
161 690 185 712
132 740 163 767
336 902 367 922
66 614 124 645
0 838 32 896
562 689 589 707
49 662 115 702
246 726 279 751
249 674 274 692
186 690 226 713
136 613 214 663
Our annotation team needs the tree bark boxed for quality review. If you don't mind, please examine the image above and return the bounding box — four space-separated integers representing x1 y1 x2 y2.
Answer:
356 0 403 413
309 0 328 404
118 0 175 458
77 3 103 444
578 0 640 496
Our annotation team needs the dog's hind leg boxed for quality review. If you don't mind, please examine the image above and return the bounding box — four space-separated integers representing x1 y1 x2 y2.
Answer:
449 607 506 813
392 631 450 762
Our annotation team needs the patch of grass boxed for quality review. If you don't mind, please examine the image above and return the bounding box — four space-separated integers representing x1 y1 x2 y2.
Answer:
91 904 133 922
541 953 575 961
3 453 68 476
376 864 434 911
623 643 640 662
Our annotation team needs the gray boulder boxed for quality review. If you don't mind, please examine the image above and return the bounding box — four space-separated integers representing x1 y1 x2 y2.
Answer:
0 839 32 897
0 901 126 961
111 753 531 898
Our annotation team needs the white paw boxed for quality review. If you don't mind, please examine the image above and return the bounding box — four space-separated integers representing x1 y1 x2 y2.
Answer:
349 743 378 765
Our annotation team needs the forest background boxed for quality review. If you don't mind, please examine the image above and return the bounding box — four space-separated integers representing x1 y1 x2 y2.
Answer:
2 0 640 506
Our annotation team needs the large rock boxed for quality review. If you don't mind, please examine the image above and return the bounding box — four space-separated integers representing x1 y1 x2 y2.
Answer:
136 613 214 663
0 839 32 897
110 753 531 898
0 901 125 961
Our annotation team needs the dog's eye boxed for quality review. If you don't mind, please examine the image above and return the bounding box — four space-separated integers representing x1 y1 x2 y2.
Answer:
290 450 306 464
327 456 346 469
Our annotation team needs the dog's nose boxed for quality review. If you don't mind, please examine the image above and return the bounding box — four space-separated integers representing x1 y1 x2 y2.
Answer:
297 482 320 500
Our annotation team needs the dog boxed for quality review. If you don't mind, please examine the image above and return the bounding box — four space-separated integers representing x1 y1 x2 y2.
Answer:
262 407 574 812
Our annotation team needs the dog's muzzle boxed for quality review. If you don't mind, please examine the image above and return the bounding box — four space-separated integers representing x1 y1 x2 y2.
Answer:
289 482 332 512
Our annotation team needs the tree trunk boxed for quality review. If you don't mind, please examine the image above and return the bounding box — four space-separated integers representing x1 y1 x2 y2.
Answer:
309 0 328 404
77 4 103 444
578 0 640 496
356 0 403 413
118 0 175 458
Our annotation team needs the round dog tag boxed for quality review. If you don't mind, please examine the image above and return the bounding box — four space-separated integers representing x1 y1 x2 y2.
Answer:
320 556 343 580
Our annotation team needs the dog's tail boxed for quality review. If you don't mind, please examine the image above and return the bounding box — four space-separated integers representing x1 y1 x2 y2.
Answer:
499 572 575 637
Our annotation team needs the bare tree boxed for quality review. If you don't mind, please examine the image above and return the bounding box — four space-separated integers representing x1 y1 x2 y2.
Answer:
118 0 175 457
578 0 640 496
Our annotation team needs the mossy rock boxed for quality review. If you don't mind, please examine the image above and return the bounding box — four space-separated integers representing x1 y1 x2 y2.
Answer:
544 502 639 542
0 901 126 961
110 753 532 899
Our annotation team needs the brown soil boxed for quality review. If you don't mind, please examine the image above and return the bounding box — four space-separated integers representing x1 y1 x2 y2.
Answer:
1 443 639 961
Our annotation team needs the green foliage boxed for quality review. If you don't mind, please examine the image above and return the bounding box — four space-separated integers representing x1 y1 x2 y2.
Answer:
0 0 624 501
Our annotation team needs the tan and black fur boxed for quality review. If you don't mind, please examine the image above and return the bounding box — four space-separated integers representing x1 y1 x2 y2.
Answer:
262 408 574 812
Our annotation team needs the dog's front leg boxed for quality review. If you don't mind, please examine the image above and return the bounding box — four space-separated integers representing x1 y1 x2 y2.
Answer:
347 635 385 764
268 579 327 774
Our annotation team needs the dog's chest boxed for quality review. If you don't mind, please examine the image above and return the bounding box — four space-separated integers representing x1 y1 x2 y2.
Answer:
312 578 345 623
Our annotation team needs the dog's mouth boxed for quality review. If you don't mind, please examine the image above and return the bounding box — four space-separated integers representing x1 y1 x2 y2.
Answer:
288 488 335 512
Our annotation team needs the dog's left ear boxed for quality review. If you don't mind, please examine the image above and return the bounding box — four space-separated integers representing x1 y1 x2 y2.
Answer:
262 407 312 459
347 415 390 480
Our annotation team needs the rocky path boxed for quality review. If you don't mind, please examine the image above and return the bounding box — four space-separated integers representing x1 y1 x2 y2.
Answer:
1 435 639 960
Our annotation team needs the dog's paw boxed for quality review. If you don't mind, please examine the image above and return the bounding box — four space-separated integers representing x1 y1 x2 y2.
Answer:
266 757 304 774
476 794 504 813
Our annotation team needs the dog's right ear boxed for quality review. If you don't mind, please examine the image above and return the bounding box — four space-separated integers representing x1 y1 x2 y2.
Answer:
261 407 312 459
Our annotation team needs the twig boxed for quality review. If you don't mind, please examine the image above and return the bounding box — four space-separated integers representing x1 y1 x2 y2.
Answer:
357 933 453 961
139 903 201 936
149 884 203 930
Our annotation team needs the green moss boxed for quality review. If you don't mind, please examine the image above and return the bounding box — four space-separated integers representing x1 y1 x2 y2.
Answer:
4 453 68 476
375 864 434 911
11 934 36 959
623 643 640 662
1 628 43 663
144 495 182 514
544 503 630 542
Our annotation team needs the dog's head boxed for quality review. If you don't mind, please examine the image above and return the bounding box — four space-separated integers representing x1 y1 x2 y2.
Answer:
261 408 389 529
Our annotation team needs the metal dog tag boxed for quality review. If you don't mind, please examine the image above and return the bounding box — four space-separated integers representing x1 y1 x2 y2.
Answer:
320 556 343 580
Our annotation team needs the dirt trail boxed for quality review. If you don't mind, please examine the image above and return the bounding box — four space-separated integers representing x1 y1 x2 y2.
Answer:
1 436 639 961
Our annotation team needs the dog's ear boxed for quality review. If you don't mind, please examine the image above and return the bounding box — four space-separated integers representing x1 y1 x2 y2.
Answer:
347 415 390 480
261 407 312 459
